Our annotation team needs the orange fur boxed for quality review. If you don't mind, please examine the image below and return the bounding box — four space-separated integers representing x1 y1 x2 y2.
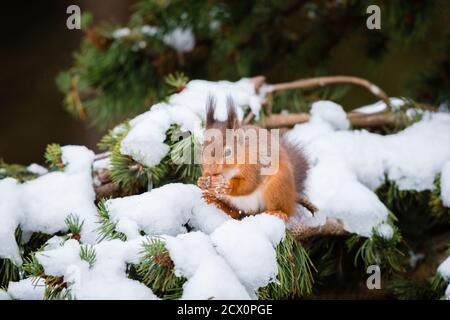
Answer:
197 98 309 220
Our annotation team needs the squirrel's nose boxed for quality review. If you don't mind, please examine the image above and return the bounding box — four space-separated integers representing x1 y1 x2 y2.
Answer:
209 164 222 175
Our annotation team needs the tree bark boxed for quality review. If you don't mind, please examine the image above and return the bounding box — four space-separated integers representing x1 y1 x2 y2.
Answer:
263 110 404 129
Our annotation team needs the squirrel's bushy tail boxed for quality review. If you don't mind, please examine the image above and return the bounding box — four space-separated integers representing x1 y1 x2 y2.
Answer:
281 137 309 196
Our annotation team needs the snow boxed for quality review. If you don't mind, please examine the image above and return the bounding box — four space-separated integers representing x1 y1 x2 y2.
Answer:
164 214 285 299
441 161 450 207
120 78 262 167
36 238 158 300
21 146 98 243
210 215 285 294
15 213 283 300
165 232 218 279
310 100 350 130
112 28 131 38
286 101 450 237
375 223 394 239
27 163 48 175
0 146 99 265
187 199 231 234
163 27 195 53
438 256 450 281
0 290 11 300
113 25 195 53
352 97 405 114
7 278 45 300
182 256 251 300
438 256 450 300
93 158 111 171
140 25 158 37
105 183 230 238
0 178 23 265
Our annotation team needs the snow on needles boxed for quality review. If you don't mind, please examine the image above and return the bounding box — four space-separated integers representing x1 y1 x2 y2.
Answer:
105 183 231 237
99 184 284 299
286 101 450 237
437 256 450 299
113 26 195 53
165 214 285 299
2 75 450 300
441 161 450 208
0 146 98 265
37 238 157 300
120 78 263 167
6 214 284 300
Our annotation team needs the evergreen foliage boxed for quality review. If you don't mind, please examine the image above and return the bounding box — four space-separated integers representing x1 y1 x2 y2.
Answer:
44 144 64 171
135 237 186 300
258 231 316 299
57 0 450 128
0 160 37 182
1 0 449 300
96 199 127 242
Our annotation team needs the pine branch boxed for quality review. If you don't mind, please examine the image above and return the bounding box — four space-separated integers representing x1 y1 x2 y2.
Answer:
165 72 189 94
97 122 130 152
44 144 64 171
64 214 84 241
96 199 127 242
346 228 405 274
0 160 38 182
136 237 186 299
109 145 151 195
259 231 316 299
79 245 96 268
0 259 20 288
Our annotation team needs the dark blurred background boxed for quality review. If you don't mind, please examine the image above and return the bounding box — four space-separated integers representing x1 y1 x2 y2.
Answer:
0 1 135 165
0 1 448 165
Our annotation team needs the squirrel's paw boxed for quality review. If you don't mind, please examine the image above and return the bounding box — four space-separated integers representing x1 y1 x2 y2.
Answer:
212 182 232 195
197 176 210 190
205 175 231 195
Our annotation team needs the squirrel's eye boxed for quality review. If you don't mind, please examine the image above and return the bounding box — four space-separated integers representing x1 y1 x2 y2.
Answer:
224 146 232 158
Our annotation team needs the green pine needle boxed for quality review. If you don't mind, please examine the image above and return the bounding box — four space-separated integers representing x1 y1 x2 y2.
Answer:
64 214 84 238
165 72 189 94
44 144 64 171
98 122 131 152
0 259 20 288
22 255 45 278
168 129 202 184
79 245 97 268
258 231 316 299
346 228 405 274
96 199 127 242
0 159 38 182
109 145 150 195
136 237 186 299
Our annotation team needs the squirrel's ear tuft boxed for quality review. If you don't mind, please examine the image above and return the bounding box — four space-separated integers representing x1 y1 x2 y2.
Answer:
205 95 216 128
226 96 238 129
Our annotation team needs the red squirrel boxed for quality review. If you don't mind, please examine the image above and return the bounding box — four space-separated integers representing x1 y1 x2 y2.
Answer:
197 97 313 222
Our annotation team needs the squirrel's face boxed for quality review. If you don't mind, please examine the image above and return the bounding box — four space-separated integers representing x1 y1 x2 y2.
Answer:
201 96 255 178
201 130 244 177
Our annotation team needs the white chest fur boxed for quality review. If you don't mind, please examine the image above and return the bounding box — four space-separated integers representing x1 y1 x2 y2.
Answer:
221 187 266 214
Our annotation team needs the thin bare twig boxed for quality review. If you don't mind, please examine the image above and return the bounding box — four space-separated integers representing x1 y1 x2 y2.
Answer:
266 75 389 104
291 218 348 241
263 110 404 129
